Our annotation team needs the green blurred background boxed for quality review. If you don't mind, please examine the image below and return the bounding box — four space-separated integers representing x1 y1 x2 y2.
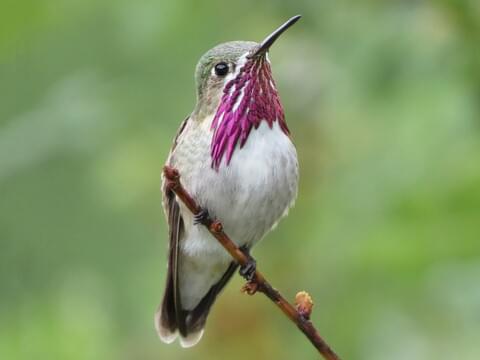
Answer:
1 1 479 359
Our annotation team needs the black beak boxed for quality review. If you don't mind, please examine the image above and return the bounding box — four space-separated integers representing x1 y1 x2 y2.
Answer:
249 15 301 58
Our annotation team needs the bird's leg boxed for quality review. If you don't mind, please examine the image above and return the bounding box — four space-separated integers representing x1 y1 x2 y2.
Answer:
193 208 212 226
239 246 257 281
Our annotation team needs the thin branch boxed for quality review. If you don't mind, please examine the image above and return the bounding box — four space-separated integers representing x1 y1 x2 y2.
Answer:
163 166 341 360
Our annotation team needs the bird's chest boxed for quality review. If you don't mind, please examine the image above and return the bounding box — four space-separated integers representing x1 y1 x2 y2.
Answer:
172 118 298 247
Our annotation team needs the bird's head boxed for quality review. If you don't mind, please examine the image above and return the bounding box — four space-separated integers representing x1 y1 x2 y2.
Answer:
193 15 301 169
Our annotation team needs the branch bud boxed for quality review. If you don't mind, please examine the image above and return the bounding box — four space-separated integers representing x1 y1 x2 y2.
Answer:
295 291 314 320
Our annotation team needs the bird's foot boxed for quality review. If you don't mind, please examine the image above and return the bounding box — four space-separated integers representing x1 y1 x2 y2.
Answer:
239 246 257 281
193 208 211 226
240 259 257 281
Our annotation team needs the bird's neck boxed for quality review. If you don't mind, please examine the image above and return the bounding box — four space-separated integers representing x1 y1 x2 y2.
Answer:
209 58 289 170
192 85 223 121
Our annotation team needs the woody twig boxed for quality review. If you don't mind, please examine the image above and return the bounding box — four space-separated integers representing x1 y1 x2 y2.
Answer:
163 165 340 360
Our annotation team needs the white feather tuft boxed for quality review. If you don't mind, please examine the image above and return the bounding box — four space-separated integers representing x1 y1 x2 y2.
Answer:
179 329 205 348
154 310 178 344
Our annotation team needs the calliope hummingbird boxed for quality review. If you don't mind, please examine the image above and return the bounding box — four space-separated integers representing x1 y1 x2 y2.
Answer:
156 15 301 347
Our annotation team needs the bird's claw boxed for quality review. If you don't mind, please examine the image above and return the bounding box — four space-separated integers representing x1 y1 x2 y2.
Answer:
239 247 257 281
193 208 211 226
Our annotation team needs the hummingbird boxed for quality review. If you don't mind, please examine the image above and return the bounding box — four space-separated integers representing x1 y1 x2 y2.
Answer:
156 15 301 347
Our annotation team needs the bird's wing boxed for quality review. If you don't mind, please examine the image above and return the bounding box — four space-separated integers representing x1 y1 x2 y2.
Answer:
157 188 184 337
161 116 190 216
157 116 190 340
156 116 238 347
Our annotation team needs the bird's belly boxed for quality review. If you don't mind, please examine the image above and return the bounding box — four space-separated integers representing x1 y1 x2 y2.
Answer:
175 121 298 261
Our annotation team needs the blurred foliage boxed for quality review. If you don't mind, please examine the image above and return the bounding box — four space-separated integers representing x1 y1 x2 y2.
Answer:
1 1 480 359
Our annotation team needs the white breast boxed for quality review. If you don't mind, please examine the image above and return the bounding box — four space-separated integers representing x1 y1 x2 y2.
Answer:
172 118 298 262
168 117 298 309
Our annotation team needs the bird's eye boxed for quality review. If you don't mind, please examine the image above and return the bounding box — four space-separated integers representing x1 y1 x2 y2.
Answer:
214 62 229 76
